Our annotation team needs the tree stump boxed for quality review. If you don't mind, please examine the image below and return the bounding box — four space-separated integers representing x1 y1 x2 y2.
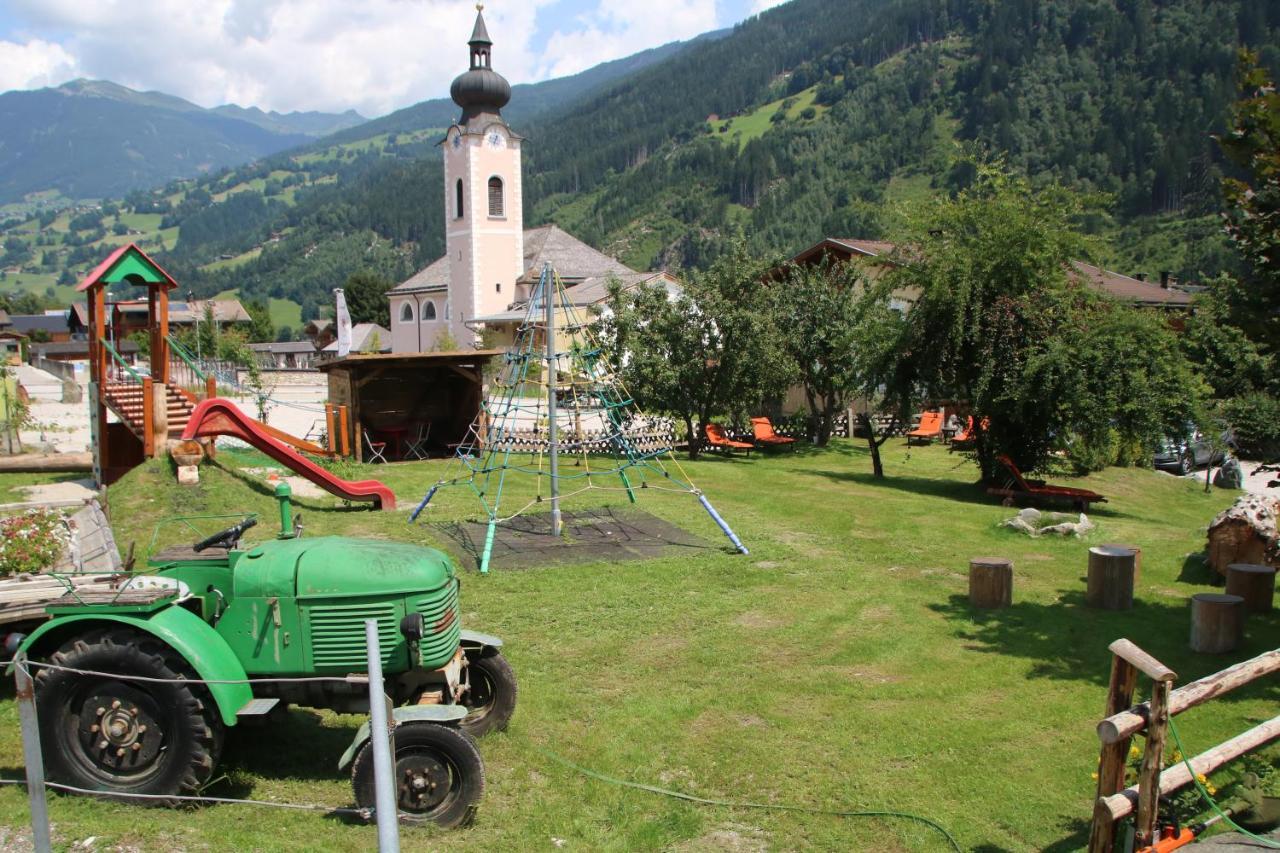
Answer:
1100 543 1141 583
969 557 1013 609
1189 593 1244 654
1087 546 1136 610
1225 564 1277 614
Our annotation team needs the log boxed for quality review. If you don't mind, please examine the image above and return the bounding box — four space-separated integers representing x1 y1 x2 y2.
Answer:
1107 639 1175 682
0 453 94 473
1087 546 1136 610
969 557 1013 609
1207 495 1278 576
1226 563 1277 614
1189 593 1244 654
1088 654 1139 853
1097 714 1280 822
1100 544 1141 582
1135 679 1171 846
1098 649 1280 744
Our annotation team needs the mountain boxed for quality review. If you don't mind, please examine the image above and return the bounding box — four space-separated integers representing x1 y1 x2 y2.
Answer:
0 79 364 205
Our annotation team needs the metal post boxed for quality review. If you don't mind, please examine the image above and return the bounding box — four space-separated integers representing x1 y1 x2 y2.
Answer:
14 655 52 853
364 620 400 853
543 266 562 537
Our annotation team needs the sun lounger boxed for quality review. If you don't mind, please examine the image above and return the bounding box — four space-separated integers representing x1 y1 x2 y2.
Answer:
705 423 753 457
986 453 1107 511
750 417 796 450
906 411 943 445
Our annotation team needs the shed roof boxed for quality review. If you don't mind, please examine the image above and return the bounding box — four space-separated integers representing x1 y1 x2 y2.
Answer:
77 243 178 292
317 349 504 372
8 313 68 334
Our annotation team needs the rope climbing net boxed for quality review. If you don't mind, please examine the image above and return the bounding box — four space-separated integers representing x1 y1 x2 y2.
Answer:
411 263 746 572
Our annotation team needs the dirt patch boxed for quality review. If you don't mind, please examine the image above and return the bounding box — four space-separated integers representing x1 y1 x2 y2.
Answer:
823 665 905 684
733 611 789 629
668 822 768 852
688 709 770 737
16 478 96 504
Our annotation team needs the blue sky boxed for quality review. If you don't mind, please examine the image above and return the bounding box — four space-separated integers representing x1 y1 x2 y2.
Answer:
0 0 785 117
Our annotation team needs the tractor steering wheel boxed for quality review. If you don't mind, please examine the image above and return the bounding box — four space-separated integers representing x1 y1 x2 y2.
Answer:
192 517 258 553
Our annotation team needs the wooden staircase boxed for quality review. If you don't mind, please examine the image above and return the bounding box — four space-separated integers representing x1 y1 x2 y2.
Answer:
104 382 196 441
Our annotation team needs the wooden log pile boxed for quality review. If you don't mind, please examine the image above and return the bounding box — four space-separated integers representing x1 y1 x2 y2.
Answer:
1207 495 1278 576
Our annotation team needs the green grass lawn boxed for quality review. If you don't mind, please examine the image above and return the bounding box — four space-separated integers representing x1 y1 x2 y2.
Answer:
0 442 1272 850
709 82 833 151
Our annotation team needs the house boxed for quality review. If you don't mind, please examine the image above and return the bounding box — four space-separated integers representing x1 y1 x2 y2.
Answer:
247 340 318 369
7 312 71 343
33 339 140 364
386 10 679 354
304 318 336 350
108 298 252 339
319 323 391 361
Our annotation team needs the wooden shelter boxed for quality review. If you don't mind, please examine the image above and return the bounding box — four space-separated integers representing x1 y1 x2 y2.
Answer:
317 350 501 461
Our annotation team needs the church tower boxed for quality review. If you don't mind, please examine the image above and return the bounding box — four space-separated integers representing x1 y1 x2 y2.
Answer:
443 7 523 348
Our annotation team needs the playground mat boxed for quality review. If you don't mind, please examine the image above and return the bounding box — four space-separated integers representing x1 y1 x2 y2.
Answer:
429 506 714 571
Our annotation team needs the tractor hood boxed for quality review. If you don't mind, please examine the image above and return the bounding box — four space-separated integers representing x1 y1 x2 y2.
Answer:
234 536 456 600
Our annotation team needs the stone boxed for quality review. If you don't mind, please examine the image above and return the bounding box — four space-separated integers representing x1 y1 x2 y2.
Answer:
1214 456 1244 490
60 379 82 404
176 464 200 485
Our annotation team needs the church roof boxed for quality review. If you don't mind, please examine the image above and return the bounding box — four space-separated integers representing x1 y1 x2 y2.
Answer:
469 9 492 45
390 225 635 295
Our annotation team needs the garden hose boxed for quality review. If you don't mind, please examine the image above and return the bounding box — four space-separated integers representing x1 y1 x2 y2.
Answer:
533 744 963 852
1167 715 1280 848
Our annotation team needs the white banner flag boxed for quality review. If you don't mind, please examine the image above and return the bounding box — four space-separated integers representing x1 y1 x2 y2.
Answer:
334 288 352 358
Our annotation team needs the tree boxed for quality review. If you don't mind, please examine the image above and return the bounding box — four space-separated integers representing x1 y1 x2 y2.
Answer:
244 299 275 343
603 246 791 458
344 270 392 327
1216 50 1280 358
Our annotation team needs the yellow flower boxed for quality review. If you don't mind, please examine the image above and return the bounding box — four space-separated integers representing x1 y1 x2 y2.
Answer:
1129 745 1142 760
1091 772 1099 781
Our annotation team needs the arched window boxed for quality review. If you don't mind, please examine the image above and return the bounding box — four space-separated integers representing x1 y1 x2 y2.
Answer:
422 301 437 321
488 177 504 217
455 178 464 219
399 302 414 323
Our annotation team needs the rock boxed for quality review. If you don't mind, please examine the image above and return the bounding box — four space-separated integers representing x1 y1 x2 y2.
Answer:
1208 494 1279 575
1214 456 1244 490
60 379 82 404
1002 510 1093 538
176 464 200 485
1018 507 1042 524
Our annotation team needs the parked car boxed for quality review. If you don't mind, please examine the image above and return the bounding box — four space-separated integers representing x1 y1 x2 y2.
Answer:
1153 424 1237 475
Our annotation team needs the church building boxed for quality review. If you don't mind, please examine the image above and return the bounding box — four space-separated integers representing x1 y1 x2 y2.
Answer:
388 9 677 354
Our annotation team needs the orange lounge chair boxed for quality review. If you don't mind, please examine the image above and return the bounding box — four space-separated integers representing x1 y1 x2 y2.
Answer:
986 453 1107 512
906 411 943 445
949 416 989 450
705 423 753 457
750 417 796 450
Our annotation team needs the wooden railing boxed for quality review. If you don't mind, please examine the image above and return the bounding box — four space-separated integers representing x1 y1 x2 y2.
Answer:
1088 639 1280 851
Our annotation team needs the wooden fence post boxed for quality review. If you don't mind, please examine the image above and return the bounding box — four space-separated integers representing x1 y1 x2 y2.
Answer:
1135 679 1172 847
339 405 351 458
1088 653 1138 853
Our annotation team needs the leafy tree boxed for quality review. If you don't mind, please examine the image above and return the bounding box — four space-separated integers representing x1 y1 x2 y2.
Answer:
244 298 275 343
1216 50 1280 357
276 325 294 343
343 270 392 327
603 245 791 458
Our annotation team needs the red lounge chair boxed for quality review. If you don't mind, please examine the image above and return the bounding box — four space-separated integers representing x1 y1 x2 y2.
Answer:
705 423 753 457
750 417 796 450
906 411 943 445
950 416 989 450
986 453 1108 512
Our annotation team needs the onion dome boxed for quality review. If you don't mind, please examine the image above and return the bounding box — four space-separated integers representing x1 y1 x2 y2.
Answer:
450 8 511 121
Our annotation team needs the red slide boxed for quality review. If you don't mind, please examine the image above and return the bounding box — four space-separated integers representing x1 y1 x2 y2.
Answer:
182 398 396 510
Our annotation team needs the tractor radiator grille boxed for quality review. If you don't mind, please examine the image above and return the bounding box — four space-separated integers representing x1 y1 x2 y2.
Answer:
413 580 460 670
307 602 400 671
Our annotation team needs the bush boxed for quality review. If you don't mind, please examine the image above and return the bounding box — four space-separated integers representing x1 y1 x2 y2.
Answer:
0 509 72 575
800 106 817 120
1221 393 1280 458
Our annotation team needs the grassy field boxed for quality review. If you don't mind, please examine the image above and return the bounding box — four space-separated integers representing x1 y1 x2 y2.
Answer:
708 82 833 151
0 441 1273 850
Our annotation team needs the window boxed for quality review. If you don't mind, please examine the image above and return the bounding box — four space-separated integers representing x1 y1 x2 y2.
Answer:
399 302 414 323
488 177 504 217
455 179 464 219
422 301 437 321
495 282 502 293
445 300 451 320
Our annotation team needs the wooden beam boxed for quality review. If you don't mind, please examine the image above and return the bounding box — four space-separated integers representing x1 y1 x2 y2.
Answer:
1098 649 1280 744
1088 654 1139 853
1097 715 1280 822
1108 639 1176 683
1134 680 1171 846
0 454 94 473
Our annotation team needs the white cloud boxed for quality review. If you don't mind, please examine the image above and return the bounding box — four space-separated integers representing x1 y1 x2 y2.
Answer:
0 0 731 116
0 38 81 92
749 0 788 14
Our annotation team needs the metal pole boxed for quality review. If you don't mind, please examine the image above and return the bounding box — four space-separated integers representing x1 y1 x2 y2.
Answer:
364 620 400 853
543 265 562 537
14 655 52 853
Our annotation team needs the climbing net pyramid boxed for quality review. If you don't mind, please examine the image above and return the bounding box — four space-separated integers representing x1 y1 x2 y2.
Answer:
411 263 746 572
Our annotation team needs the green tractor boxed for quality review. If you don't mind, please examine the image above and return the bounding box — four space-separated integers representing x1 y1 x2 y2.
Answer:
11 485 516 828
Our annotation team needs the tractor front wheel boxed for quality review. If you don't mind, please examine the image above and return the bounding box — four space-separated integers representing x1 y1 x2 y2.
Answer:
34 627 224 804
351 722 484 828
459 652 517 737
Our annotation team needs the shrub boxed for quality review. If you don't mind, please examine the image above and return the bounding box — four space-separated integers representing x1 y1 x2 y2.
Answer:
1221 393 1280 458
800 106 817 120
0 509 73 576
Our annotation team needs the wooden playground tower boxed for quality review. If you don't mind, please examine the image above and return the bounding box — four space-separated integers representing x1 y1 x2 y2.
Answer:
79 243 215 484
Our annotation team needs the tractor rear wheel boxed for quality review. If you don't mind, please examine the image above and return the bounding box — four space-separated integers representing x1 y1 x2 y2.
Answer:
351 722 484 828
459 652 517 737
34 627 224 804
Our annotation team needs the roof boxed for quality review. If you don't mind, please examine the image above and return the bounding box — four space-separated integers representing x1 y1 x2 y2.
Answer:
248 341 317 353
317 349 504 372
0 309 9 326
76 243 178 292
1069 262 1193 308
69 303 89 326
8 313 68 334
468 8 492 45
34 340 138 356
305 318 332 332
169 299 253 324
472 272 681 325
321 323 392 353
391 224 634 295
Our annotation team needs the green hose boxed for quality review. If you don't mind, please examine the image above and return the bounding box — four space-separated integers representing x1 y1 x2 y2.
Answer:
1168 715 1280 848
534 745 962 852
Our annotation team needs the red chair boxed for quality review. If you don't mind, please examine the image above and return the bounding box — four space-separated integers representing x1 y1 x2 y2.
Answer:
906 411 943 445
705 423 753 457
986 454 1108 512
750 417 796 450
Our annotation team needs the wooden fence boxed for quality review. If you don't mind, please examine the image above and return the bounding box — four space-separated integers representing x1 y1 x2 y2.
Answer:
1088 638 1280 851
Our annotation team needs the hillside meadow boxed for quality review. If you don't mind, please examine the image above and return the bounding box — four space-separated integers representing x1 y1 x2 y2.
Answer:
0 441 1273 850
